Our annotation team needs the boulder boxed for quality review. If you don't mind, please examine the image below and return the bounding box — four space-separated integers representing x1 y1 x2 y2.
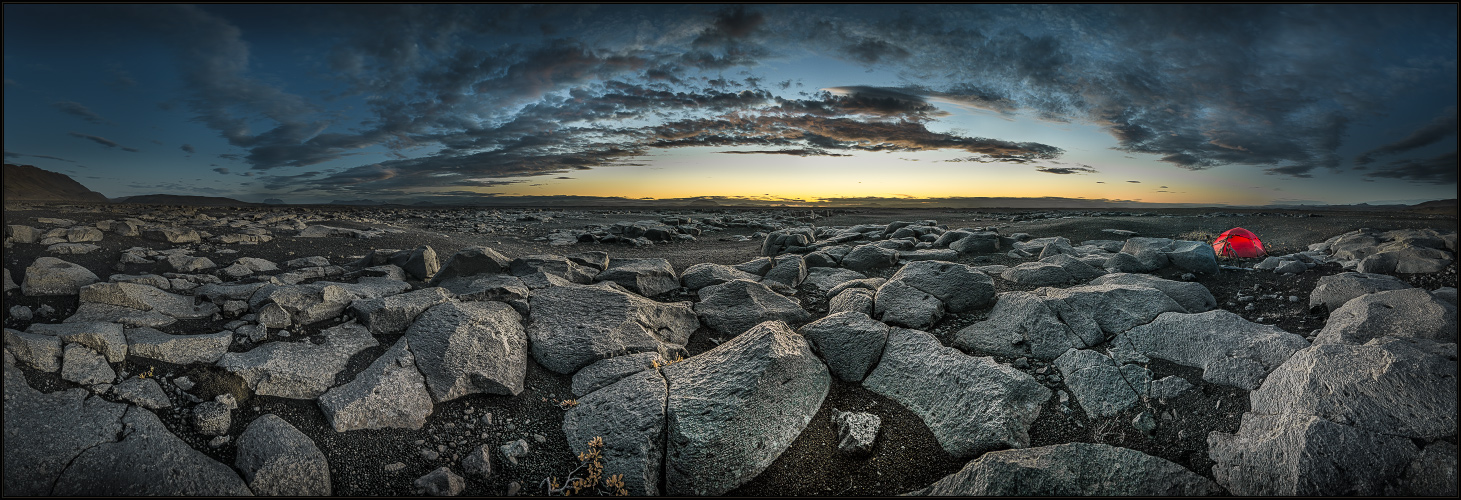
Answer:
3 369 128 495
428 246 511 285
680 263 759 291
827 287 875 316
1404 442 1459 496
509 254 596 284
863 328 1049 458
60 343 115 386
79 282 219 320
917 442 1220 496
216 323 378 399
1052 349 1148 418
110 377 172 410
1309 272 1413 311
949 232 1008 254
1035 284 1185 335
1103 251 1154 273
873 280 945 330
569 351 662 398
797 312 890 382
318 337 434 432
1314 288 1457 345
166 254 216 273
21 257 99 296
125 328 232 365
407 301 527 402
50 406 251 495
235 414 331 496
5 329 63 372
662 321 829 496
350 287 455 335
1039 253 1105 283
1088 273 1216 313
1118 237 1172 270
563 369 668 496
695 279 810 337
1112 310 1310 390
387 245 440 281
596 258 679 297
47 243 101 255
732 257 773 276
65 303 176 328
953 291 1104 360
800 267 868 293
527 283 697 374
884 260 995 312
1000 262 1071 286
26 322 126 363
413 467 465 496
840 244 899 272
1249 337 1456 440
1208 412 1419 496
141 226 201 244
761 255 808 288
1164 240 1219 275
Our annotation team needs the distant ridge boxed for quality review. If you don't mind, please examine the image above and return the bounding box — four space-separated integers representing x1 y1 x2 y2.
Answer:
2 163 108 203
113 194 255 206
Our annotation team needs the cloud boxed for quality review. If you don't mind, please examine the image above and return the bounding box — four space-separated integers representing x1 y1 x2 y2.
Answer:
53 101 114 125
181 144 196 154
4 151 77 163
1126 180 1141 183
719 149 852 157
1354 106 1458 166
68 132 138 152
1363 150 1458 184
212 167 230 174
1036 165 1098 174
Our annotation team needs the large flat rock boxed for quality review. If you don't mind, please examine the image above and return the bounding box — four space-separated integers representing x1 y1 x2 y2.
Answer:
318 337 434 431
52 406 251 495
1112 310 1309 390
863 328 1050 459
917 442 1220 496
527 283 697 374
406 301 527 402
217 322 378 399
695 279 810 337
662 321 830 496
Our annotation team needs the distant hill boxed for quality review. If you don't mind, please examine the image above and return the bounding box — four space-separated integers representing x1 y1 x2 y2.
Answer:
263 198 286 205
1405 198 1458 215
2 163 109 203
113 194 255 206
330 199 386 206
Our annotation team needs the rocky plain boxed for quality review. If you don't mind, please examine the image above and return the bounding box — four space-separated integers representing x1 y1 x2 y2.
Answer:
2 200 1457 496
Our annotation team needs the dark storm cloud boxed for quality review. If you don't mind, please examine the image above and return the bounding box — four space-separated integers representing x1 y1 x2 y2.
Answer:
212 167 229 174
68 132 138 152
180 144 196 154
53 101 114 125
1354 106 1458 166
1363 150 1458 184
718 149 852 157
1036 165 1098 175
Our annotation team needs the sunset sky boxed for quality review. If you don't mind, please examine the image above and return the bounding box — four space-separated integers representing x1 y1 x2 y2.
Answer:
3 4 1456 206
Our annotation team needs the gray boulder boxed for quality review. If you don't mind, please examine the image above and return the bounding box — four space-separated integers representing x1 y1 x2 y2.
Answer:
1314 288 1457 345
1118 237 1173 270
235 414 331 496
166 254 216 273
1052 349 1149 418
3 370 129 495
680 263 759 291
387 245 440 281
1089 273 1216 313
596 258 679 297
953 291 1103 360
351 287 455 335
885 260 995 312
142 226 201 244
5 328 63 372
80 282 219 320
732 257 773 276
51 405 251 495
192 401 231 436
1000 262 1071 286
527 283 697 374
1040 253 1105 283
1036 284 1186 335
563 369 668 496
1103 251 1154 273
428 246 511 285
509 254 596 284
111 377 172 410
1164 240 1219 275
797 312 890 382
3 268 16 293
917 442 1220 496
1309 272 1413 311
569 351 662 398
1250 337 1456 440
407 301 527 402
949 232 1008 254
761 255 808 288
840 244 899 272
1112 310 1310 390
696 279 810 337
60 343 114 386
662 321 829 496
1404 442 1459 496
216 322 378 399
21 257 99 296
414 467 465 496
863 328 1049 458
1208 412 1419 496
66 303 176 328
800 267 868 293
125 328 232 365
26 322 126 363
827 287 875 316
319 337 434 432
437 274 529 314
874 279 945 330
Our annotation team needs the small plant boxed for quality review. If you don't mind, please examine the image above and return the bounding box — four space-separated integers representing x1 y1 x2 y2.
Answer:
137 366 156 379
559 398 580 410
651 354 686 369
543 436 628 496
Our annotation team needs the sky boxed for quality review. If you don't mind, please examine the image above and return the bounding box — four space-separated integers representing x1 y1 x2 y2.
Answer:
3 4 1457 206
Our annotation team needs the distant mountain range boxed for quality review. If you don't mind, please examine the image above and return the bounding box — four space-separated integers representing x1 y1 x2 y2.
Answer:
2 163 108 203
2 163 1455 213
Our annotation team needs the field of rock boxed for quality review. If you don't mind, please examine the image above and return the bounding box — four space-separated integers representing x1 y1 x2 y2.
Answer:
3 202 1456 496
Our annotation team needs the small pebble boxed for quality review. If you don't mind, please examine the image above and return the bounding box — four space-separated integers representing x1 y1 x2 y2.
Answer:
385 462 406 472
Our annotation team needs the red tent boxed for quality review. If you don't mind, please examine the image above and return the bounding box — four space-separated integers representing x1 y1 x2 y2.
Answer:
1213 227 1266 258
